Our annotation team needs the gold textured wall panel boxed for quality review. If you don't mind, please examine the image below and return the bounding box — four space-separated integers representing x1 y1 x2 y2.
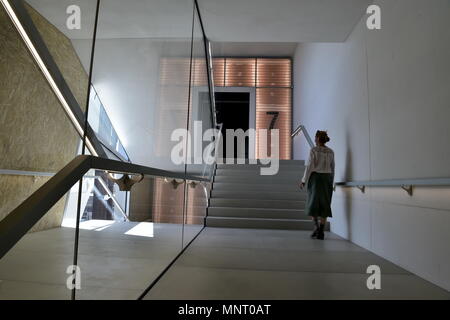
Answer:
257 58 291 87
225 58 256 87
212 57 292 159
212 58 225 87
26 5 89 113
192 58 208 87
0 5 89 230
256 88 292 159
0 175 67 232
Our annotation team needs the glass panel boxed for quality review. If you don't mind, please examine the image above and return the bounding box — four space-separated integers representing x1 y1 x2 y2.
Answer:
1 0 213 300
225 58 256 87
183 9 213 246
187 10 214 179
0 189 75 299
213 58 225 87
156 54 191 171
74 171 184 300
24 0 98 123
87 86 130 161
192 58 209 88
183 181 211 245
89 0 194 172
62 170 128 228
0 5 83 223
256 58 292 88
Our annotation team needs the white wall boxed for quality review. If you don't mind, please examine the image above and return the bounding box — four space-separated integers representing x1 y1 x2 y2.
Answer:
73 39 166 167
293 0 450 291
65 0 207 173
72 38 207 173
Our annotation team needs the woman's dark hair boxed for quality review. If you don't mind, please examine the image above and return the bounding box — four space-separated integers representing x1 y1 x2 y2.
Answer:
316 130 330 144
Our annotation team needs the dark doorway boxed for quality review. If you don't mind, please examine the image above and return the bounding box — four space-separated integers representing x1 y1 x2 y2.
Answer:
215 92 250 159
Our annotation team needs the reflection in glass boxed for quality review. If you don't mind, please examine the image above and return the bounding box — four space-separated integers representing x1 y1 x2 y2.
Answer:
0 190 76 300
76 172 184 300
1 0 215 300
88 86 130 161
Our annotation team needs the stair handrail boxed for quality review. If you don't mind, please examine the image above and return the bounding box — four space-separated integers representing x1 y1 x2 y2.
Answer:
292 124 314 148
335 178 450 196
0 169 128 220
0 155 211 260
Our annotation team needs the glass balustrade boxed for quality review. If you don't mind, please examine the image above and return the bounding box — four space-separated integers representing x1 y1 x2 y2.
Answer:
0 0 216 300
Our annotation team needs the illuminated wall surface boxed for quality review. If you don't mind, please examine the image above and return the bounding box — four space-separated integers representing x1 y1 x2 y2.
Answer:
213 58 292 159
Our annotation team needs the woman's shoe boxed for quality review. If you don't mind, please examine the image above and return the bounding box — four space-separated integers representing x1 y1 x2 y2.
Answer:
317 224 325 240
310 219 319 238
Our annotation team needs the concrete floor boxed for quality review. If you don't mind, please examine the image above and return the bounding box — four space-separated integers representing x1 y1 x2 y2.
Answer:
1 224 449 300
0 220 202 300
144 227 450 300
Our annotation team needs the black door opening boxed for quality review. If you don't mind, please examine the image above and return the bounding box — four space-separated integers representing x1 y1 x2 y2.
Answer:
215 92 250 159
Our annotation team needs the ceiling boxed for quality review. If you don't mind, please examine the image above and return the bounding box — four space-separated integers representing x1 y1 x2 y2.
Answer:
26 0 372 43
211 42 298 57
197 0 373 43
26 0 196 40
20 0 372 166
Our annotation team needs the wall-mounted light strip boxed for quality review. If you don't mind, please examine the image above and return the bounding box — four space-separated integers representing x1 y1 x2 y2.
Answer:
0 0 98 157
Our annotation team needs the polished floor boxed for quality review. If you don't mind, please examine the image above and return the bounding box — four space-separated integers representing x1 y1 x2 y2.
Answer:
144 227 450 300
1 224 449 300
0 221 202 300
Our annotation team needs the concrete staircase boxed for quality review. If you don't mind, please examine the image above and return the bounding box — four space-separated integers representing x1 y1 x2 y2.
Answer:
206 160 330 230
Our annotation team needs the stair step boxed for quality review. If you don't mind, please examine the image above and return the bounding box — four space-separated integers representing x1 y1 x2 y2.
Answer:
214 175 301 183
208 159 312 231
215 168 304 177
208 207 308 219
206 216 330 231
216 159 304 165
216 163 305 170
211 190 306 201
213 182 301 192
210 198 305 209
215 163 305 168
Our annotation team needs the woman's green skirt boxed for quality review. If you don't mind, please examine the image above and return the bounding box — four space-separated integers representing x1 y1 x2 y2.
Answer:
306 172 333 218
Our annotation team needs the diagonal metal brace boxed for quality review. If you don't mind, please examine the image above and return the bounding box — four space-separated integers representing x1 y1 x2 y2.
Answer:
107 173 144 191
188 181 199 188
164 178 185 189
401 184 413 196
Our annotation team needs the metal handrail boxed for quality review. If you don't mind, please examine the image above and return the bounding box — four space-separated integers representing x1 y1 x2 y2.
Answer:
335 178 450 196
2 0 217 260
0 155 210 259
291 126 450 195
0 168 128 219
98 138 130 163
336 178 450 187
292 124 314 148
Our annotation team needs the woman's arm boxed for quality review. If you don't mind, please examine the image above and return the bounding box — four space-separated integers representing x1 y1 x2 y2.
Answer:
301 149 314 185
330 152 335 183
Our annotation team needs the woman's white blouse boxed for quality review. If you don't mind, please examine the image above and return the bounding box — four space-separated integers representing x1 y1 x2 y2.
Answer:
301 146 335 184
